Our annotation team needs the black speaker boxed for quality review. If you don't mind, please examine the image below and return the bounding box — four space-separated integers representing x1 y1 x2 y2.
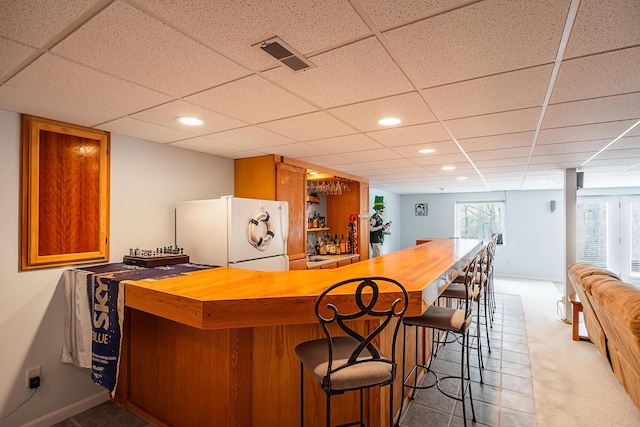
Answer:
577 171 584 190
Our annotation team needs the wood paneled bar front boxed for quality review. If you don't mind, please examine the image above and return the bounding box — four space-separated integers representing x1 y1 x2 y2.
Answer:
118 238 482 426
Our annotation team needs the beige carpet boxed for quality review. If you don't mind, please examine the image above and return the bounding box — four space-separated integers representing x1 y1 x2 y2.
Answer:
494 277 640 427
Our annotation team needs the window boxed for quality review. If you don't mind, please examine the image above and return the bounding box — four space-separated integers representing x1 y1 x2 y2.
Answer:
455 201 505 244
576 201 608 268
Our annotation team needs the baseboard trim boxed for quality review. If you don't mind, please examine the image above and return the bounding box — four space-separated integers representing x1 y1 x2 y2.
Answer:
20 391 110 427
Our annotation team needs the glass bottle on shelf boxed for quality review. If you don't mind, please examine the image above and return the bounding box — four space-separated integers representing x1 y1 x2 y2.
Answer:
313 210 319 228
340 234 346 254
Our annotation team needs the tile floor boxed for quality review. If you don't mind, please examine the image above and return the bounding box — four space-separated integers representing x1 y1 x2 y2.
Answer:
53 293 534 427
398 293 537 427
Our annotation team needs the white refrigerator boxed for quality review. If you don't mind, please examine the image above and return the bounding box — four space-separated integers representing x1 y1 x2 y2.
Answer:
175 196 289 271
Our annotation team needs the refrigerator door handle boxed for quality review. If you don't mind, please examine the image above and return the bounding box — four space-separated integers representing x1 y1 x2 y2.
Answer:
280 202 289 253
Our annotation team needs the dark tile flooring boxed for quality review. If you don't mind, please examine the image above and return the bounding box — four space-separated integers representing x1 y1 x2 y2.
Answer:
54 293 534 427
398 293 537 427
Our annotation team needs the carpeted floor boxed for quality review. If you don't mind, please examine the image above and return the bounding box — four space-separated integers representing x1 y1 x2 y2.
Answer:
495 277 640 427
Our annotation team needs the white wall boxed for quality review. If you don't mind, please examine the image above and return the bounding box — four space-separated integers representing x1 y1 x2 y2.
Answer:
0 109 234 426
399 190 566 282
368 188 402 256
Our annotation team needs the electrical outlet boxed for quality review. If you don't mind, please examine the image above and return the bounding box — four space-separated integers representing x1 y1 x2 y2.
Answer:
26 366 41 388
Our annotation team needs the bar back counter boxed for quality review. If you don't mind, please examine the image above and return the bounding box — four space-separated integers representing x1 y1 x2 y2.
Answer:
116 238 482 426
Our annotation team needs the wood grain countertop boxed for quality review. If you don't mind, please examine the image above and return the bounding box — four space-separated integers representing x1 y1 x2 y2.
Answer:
124 238 482 330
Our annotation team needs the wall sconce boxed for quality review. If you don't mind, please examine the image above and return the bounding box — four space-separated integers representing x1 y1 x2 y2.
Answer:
550 200 556 212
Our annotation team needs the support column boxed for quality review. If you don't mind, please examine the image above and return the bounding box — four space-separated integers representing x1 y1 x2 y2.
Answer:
564 168 577 321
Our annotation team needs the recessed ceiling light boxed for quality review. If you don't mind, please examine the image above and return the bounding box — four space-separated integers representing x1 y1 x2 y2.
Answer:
419 148 436 154
378 117 401 126
177 116 204 126
457 176 467 180
441 166 456 171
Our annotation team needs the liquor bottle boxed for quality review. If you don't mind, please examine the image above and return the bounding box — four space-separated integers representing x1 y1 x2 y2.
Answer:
340 234 346 253
308 212 312 229
313 210 319 228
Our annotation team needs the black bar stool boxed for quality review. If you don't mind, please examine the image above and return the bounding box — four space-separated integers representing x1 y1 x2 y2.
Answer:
295 276 409 427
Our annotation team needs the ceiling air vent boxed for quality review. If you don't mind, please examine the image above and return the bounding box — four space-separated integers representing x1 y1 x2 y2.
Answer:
254 36 315 72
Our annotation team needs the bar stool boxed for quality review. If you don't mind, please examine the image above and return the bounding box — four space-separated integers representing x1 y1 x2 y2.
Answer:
397 254 479 426
295 277 408 427
439 244 491 382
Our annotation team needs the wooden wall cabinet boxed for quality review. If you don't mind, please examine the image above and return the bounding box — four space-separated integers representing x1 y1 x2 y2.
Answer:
235 155 307 269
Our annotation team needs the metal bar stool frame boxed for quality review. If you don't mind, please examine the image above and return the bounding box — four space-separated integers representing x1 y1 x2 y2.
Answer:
295 276 409 427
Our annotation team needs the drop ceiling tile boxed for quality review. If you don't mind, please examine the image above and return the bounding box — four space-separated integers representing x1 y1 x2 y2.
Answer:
260 111 356 141
337 158 417 172
185 75 317 124
132 0 371 70
263 37 414 108
537 120 639 145
304 134 384 154
131 100 246 134
169 136 244 156
542 93 640 129
468 147 532 161
393 140 461 158
384 0 570 88
359 0 472 29
0 39 36 80
367 122 451 147
328 92 437 132
534 139 608 156
219 149 272 160
458 132 535 152
52 1 250 97
6 53 172 114
298 153 357 167
445 107 541 139
423 65 552 120
412 152 468 166
475 157 529 168
611 136 640 150
564 0 640 59
0 84 118 126
530 152 589 166
421 162 476 174
96 117 195 143
0 0 100 46
340 148 402 163
271 143 329 159
209 125 295 149
551 47 640 104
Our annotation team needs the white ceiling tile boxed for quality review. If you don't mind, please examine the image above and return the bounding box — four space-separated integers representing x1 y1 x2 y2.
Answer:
0 0 100 46
530 152 589 166
564 0 640 58
209 126 296 150
96 117 195 143
423 65 553 120
6 53 172 114
131 100 246 134
534 139 607 156
458 132 535 152
542 93 640 129
468 147 532 161
336 158 417 171
611 136 640 151
551 47 640 104
367 122 451 147
304 134 384 154
185 75 317 124
384 0 571 87
218 149 272 160
0 84 117 126
298 153 357 167
0 38 36 80
537 120 639 145
52 1 249 97
263 37 414 108
411 152 468 166
445 108 541 139
340 148 402 163
475 157 529 168
359 0 472 29
260 111 356 141
328 92 437 132
393 140 461 158
131 0 371 70
169 136 244 156
271 143 330 159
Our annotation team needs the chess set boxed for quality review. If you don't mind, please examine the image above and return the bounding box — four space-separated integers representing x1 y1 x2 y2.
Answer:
123 245 189 267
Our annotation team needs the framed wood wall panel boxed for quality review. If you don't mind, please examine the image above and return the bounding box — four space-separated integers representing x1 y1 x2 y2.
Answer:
20 115 110 270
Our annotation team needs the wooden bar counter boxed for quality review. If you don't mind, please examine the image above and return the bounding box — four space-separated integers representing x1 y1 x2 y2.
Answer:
119 238 482 426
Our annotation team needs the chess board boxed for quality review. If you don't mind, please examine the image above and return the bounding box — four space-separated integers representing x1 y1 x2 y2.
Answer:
123 254 190 267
